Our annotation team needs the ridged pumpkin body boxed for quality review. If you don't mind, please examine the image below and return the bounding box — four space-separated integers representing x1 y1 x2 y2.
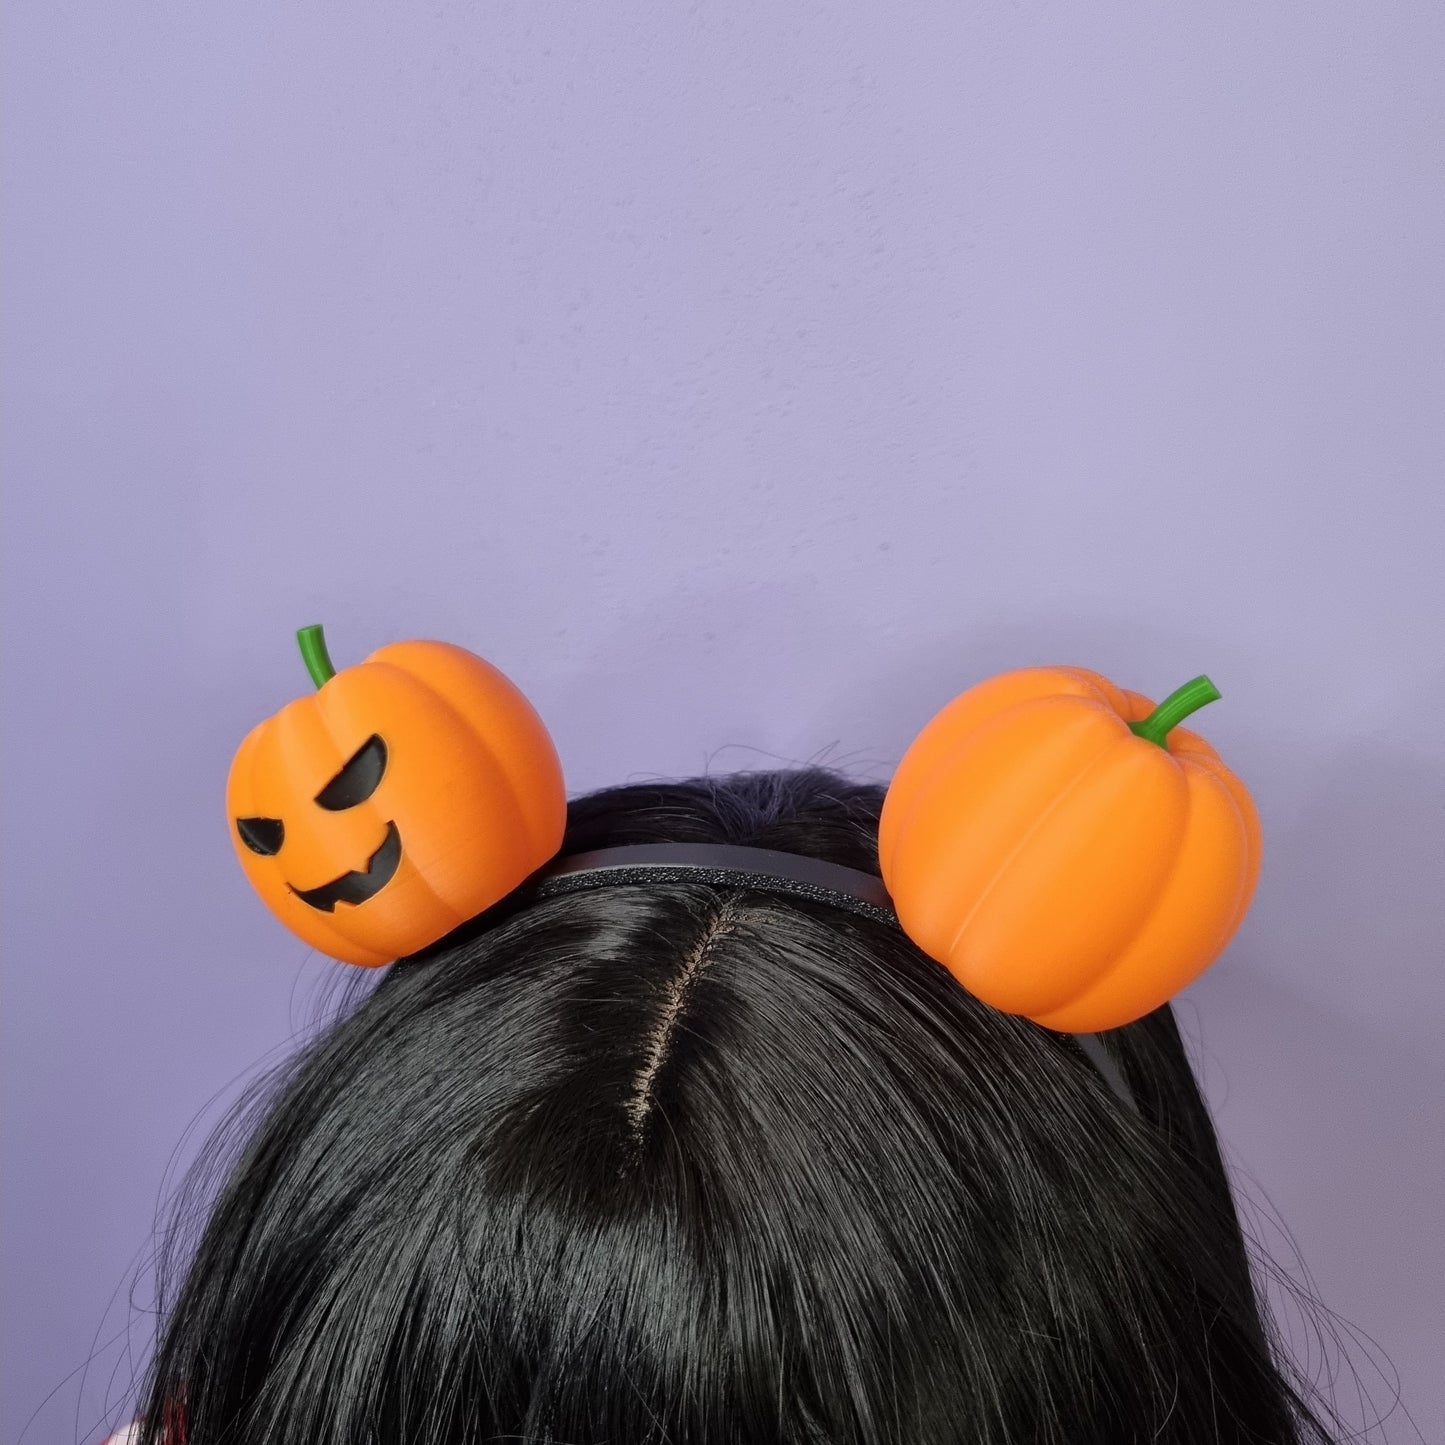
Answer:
227 640 566 966
878 666 1261 1031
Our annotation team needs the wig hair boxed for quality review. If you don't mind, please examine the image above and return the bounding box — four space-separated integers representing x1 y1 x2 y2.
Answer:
137 768 1341 1444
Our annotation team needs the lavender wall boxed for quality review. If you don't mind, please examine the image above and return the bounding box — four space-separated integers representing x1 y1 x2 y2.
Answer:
4 4 1442 1441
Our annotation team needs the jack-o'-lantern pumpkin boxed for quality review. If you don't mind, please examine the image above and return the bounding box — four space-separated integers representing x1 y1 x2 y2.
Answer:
878 666 1261 1032
227 624 566 966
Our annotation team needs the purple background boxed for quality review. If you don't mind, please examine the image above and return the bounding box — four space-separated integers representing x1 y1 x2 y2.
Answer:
4 3 1443 1441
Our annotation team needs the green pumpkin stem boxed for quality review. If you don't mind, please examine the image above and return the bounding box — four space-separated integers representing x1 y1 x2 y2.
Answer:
297 624 337 689
1128 674 1221 748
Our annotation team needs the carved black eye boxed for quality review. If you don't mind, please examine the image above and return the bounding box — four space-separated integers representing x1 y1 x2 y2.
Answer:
315 734 387 811
237 816 285 856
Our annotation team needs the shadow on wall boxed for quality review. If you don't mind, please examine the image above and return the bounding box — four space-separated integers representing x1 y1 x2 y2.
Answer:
1248 726 1445 1047
1183 966 1443 1445
1204 731 1445 1444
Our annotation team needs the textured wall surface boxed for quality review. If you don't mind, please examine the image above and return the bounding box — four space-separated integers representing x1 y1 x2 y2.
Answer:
3 4 1442 1441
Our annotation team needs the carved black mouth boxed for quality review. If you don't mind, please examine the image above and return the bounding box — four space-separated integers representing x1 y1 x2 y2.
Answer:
291 821 402 912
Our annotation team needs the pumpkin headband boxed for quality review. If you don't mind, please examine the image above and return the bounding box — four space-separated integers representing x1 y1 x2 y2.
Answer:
228 625 1262 1039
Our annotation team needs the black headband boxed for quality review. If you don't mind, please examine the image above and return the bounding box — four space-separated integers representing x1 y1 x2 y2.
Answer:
407 842 1139 1114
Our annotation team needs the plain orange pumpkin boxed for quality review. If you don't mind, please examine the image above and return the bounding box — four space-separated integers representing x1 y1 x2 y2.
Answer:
227 629 566 966
877 665 1262 1032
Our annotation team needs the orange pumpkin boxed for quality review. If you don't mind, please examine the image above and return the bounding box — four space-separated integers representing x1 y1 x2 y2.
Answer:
877 666 1261 1032
227 625 566 966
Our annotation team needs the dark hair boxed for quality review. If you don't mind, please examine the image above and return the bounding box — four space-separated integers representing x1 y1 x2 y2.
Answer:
138 768 1342 1443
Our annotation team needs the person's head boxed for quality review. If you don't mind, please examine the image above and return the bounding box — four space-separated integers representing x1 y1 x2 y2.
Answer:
139 767 1337 1443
